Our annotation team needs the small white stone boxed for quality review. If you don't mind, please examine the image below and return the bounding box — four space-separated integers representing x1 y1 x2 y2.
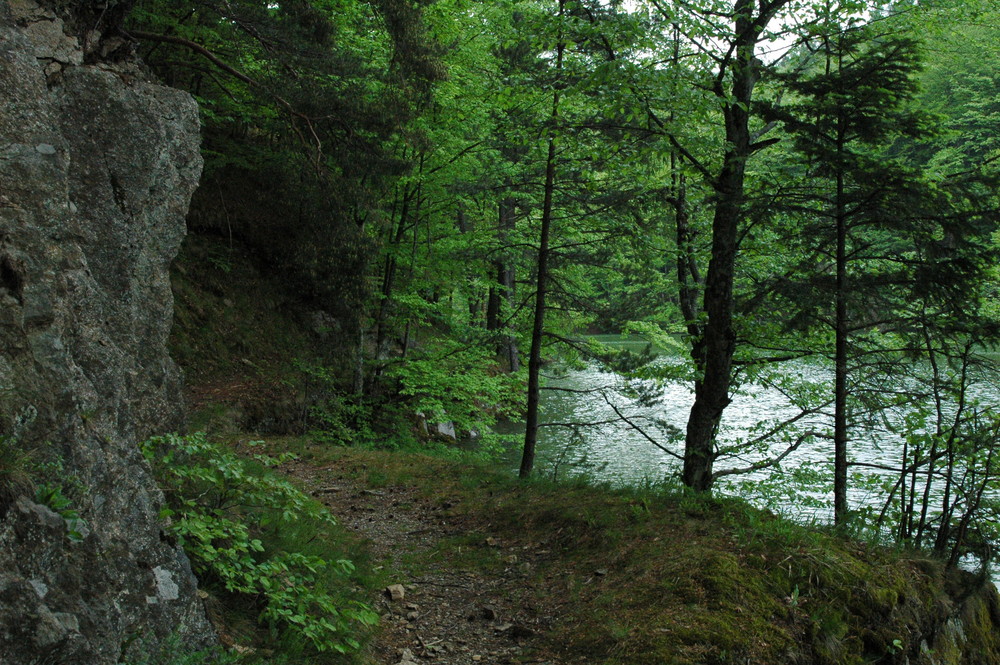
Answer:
29 579 48 598
152 566 179 602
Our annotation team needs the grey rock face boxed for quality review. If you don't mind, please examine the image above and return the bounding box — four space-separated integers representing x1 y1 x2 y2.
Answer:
0 1 215 662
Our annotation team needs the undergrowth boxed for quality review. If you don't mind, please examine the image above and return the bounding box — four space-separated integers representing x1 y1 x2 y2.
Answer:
140 432 378 661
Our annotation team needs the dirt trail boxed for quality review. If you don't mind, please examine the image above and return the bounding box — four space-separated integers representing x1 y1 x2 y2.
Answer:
282 458 564 665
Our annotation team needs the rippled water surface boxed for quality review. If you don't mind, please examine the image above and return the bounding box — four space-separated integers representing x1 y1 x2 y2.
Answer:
508 336 1000 524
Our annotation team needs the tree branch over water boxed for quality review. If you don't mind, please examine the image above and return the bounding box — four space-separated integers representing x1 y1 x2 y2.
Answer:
712 431 821 479
601 393 684 461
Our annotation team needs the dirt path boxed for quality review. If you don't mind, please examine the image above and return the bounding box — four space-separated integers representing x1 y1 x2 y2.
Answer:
282 458 564 665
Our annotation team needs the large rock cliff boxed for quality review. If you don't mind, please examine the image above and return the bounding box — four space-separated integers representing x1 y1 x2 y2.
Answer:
0 1 215 662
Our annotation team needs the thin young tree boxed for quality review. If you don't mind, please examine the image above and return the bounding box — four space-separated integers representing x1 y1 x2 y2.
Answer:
521 0 567 478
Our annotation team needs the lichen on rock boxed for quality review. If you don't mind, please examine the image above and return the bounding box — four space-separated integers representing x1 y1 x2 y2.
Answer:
0 0 215 662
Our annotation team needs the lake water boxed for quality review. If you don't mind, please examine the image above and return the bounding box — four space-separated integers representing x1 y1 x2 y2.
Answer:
509 336 1000 530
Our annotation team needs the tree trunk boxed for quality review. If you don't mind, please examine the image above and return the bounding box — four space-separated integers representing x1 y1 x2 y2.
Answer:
683 169 742 490
672 167 701 339
521 0 564 479
833 167 849 524
682 4 762 490
520 149 554 477
488 197 521 372
373 186 415 365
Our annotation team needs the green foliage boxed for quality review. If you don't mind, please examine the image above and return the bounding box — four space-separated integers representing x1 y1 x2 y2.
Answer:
295 361 376 446
140 433 377 656
911 1 1000 171
34 482 86 542
129 0 437 325
300 339 521 460
145 0 1000 590
120 633 239 665
385 335 523 438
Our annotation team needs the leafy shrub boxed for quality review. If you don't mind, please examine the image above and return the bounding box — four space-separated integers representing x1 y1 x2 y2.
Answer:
298 348 520 459
140 433 377 655
120 633 238 665
385 335 523 437
295 361 376 446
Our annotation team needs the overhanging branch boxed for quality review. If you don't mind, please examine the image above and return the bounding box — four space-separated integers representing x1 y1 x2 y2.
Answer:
126 29 325 170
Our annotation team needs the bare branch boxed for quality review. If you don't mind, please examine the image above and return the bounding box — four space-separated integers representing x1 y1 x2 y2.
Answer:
713 430 818 479
601 393 685 461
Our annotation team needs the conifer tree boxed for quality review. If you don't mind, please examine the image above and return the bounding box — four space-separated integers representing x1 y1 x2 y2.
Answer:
756 23 996 523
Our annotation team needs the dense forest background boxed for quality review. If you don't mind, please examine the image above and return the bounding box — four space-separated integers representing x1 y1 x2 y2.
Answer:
127 0 1000 572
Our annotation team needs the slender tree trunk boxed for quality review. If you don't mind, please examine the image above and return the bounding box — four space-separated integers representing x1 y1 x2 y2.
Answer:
934 343 972 554
520 142 556 478
521 0 564 479
486 288 500 332
897 443 909 540
947 439 996 568
353 321 365 395
833 166 849 524
914 322 941 546
456 208 484 324
374 186 415 364
669 27 701 341
672 163 701 339
683 177 743 489
487 199 511 331
935 427 958 555
488 197 521 372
